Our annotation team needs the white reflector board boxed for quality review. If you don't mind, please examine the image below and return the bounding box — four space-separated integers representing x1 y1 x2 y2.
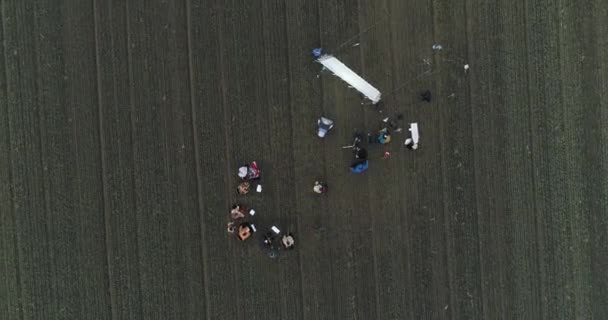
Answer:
409 123 419 144
317 55 381 104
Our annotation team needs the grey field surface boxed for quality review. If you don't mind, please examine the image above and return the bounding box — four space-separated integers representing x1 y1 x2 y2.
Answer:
1 0 607 319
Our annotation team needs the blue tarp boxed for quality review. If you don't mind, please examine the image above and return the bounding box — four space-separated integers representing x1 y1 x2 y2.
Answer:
350 161 369 174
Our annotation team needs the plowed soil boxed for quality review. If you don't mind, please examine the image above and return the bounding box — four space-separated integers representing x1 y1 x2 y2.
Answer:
1 1 607 319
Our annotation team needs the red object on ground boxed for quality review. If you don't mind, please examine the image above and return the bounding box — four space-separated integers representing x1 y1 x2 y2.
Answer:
248 161 260 179
383 151 391 159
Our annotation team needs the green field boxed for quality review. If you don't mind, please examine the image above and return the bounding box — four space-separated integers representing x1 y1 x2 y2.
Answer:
1 1 607 319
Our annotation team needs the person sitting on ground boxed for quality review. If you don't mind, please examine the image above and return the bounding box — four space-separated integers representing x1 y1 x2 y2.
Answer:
238 222 254 241
377 128 391 144
230 204 246 220
281 233 295 250
238 166 248 179
368 129 391 144
355 147 368 160
262 231 276 247
237 181 250 194
227 221 236 234
261 232 280 258
382 117 399 130
313 181 328 194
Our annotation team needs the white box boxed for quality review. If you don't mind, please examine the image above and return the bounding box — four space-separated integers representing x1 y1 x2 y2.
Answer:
271 226 281 234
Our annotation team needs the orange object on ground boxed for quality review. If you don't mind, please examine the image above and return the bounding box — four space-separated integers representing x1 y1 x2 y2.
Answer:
238 224 252 241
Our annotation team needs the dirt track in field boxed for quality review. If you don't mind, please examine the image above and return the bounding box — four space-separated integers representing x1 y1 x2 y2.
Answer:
1 1 607 319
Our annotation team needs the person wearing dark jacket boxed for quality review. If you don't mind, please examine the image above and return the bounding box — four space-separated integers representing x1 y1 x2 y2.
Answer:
355 147 368 160
421 90 432 102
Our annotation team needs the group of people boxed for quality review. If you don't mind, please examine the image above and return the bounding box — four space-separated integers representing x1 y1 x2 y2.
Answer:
339 119 395 174
261 227 295 258
226 84 429 257
228 161 297 258
227 204 255 241
332 90 427 173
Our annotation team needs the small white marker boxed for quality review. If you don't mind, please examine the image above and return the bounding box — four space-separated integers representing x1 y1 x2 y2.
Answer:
271 226 281 234
464 64 470 72
256 185 262 192
249 209 256 216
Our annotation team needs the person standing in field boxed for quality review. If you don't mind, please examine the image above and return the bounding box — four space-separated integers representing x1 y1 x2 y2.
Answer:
421 90 432 102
